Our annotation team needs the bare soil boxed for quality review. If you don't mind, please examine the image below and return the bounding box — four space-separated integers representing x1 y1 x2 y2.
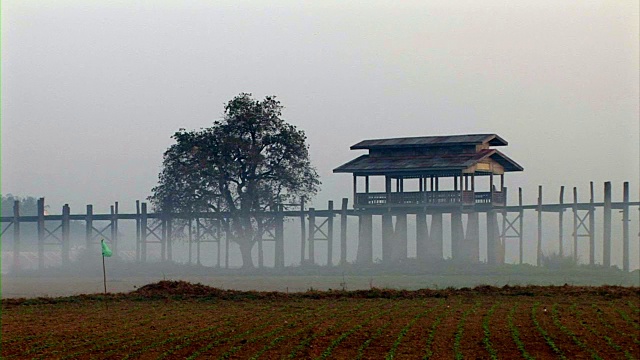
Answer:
2 282 639 359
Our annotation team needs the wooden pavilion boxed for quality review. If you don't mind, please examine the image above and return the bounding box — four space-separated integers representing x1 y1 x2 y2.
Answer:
333 134 524 265
333 134 523 209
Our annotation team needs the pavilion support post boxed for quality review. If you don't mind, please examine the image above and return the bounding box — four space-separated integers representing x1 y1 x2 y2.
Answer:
12 201 21 272
381 213 393 263
308 208 315 265
465 212 480 263
275 205 284 268
558 186 564 257
486 210 501 264
589 182 595 265
37 198 45 270
518 188 524 264
62 204 70 264
340 198 348 265
392 213 408 262
428 213 443 260
603 182 612 267
537 186 543 266
327 200 334 266
357 213 373 264
622 182 630 272
450 211 464 260
300 199 306 263
141 203 148 262
352 175 357 206
135 200 141 262
416 211 429 261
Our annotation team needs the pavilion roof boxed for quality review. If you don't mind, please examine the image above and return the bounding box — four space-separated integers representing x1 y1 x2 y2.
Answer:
333 149 523 175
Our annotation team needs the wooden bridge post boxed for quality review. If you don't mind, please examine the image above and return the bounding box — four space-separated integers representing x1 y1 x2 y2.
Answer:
308 207 315 265
275 205 284 268
327 200 334 266
622 181 629 272
340 198 348 265
518 188 524 264
450 211 463 261
86 204 93 253
381 213 393 263
416 211 429 261
141 202 148 262
160 213 167 262
110 205 116 257
465 211 479 263
429 213 443 260
558 186 564 257
135 200 141 262
13 200 21 272
257 220 264 269
113 202 119 256
537 186 542 266
300 199 306 263
589 182 595 265
188 218 193 265
357 213 373 264
62 204 70 264
166 212 173 262
603 181 612 267
37 198 45 270
393 213 408 262
195 218 201 265
572 187 579 261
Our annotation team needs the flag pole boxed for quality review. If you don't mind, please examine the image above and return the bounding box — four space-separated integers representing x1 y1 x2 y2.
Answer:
101 239 108 295
102 251 107 295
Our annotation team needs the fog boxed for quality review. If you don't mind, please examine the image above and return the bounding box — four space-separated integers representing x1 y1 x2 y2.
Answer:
1 1 639 296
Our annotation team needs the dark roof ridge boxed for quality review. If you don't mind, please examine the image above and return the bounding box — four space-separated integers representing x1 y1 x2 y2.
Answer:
350 133 508 150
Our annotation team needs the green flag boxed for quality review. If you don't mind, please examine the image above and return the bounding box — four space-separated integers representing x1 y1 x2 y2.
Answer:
101 240 112 257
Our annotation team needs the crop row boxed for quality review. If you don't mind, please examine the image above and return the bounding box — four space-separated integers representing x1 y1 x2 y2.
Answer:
3 296 639 359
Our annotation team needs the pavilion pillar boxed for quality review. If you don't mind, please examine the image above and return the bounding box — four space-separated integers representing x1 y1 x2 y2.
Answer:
428 213 443 260
465 212 480 262
357 214 373 264
450 211 464 260
392 213 408 262
486 210 502 264
381 213 393 263
416 211 429 261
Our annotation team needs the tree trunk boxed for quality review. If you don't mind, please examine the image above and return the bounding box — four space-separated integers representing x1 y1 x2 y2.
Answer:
238 239 255 269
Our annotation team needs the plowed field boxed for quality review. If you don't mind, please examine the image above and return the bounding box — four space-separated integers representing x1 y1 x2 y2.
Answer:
2 282 639 359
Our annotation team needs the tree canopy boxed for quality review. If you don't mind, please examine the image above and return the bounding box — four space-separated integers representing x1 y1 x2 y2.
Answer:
150 93 320 268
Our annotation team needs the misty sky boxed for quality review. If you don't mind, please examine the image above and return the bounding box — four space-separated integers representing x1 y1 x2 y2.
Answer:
2 1 639 214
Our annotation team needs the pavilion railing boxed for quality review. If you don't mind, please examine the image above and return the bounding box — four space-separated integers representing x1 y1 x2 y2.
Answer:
355 190 506 206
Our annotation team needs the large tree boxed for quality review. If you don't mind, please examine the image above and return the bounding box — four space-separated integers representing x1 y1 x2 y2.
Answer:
150 93 320 268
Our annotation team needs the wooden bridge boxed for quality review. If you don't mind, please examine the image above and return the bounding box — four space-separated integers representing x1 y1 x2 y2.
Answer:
0 181 638 273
